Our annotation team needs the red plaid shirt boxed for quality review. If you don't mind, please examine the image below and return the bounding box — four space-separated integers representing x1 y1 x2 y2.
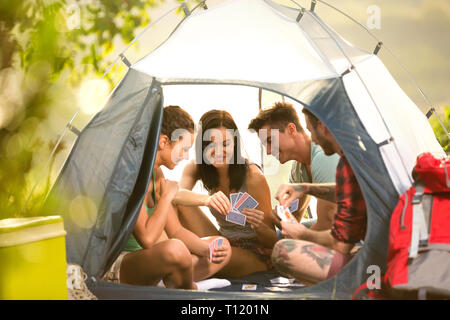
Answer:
331 156 367 244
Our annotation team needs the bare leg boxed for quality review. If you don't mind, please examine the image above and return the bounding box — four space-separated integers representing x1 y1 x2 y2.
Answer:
191 236 232 281
156 230 169 243
216 246 268 278
120 239 196 289
271 239 336 284
178 206 267 278
177 205 220 238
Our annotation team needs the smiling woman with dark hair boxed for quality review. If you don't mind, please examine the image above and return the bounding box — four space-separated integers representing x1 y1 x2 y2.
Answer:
175 110 277 278
195 110 247 194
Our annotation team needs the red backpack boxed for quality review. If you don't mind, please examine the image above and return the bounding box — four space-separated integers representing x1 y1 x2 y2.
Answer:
384 152 450 299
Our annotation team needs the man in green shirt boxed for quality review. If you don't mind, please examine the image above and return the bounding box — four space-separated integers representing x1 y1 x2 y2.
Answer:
248 101 339 231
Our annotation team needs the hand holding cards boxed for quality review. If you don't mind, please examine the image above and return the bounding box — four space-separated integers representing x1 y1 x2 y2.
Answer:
275 198 299 223
276 204 297 223
288 199 299 213
209 237 224 262
226 192 259 226
226 210 247 226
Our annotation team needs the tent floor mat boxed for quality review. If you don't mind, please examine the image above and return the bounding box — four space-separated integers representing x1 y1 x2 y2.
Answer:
87 270 317 300
212 270 307 292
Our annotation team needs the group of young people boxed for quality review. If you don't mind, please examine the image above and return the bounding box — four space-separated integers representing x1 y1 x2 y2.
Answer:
103 101 368 290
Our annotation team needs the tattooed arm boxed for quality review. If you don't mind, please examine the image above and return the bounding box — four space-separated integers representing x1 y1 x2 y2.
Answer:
276 183 336 207
280 221 354 255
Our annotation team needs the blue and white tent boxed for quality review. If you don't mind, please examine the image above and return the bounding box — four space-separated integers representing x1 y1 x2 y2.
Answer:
46 0 445 299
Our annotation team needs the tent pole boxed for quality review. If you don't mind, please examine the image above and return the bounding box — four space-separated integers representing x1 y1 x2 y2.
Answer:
296 8 305 22
181 2 191 16
258 88 264 172
288 0 305 10
289 1 339 74
114 3 184 63
258 88 262 110
289 0 436 113
373 42 383 55
313 0 436 113
119 53 131 67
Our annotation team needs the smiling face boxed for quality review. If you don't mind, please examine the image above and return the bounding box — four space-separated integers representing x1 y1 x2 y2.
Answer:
258 124 302 164
196 110 247 193
159 130 194 170
203 126 235 169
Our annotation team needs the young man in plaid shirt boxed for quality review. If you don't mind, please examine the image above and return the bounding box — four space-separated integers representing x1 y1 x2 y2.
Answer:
271 109 367 284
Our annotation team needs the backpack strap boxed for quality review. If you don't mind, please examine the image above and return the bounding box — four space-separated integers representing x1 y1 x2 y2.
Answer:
409 183 433 259
443 158 450 188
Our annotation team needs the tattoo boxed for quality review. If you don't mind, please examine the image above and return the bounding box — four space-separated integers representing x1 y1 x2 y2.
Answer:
296 183 336 203
272 240 298 277
301 245 336 270
292 184 308 193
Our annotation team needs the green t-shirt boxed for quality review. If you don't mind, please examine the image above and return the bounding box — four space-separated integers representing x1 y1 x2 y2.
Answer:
124 172 157 252
289 142 340 184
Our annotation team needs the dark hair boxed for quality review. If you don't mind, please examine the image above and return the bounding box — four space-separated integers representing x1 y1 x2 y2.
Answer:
248 101 304 133
301 108 319 129
195 110 247 193
161 105 194 141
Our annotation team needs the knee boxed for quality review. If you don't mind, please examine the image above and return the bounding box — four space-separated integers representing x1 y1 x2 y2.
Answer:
163 239 192 270
271 239 291 268
271 240 282 261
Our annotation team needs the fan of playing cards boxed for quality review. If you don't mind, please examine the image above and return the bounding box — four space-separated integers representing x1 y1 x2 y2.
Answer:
225 193 301 226
276 199 299 223
226 192 259 226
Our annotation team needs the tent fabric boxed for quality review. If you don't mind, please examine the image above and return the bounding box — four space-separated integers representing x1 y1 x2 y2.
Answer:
46 0 445 299
45 69 163 277
293 78 399 294
132 0 340 83
86 276 349 300
133 0 443 196
263 0 371 71
342 55 445 194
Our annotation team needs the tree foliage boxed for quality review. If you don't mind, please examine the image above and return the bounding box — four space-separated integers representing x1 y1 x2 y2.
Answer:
430 107 450 153
0 0 181 219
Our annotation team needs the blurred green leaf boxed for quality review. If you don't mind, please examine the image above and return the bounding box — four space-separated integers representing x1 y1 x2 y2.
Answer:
430 107 450 153
0 0 171 219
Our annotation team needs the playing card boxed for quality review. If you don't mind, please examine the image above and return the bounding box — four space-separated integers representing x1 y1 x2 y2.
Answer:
209 239 215 261
242 284 257 291
236 192 243 204
276 205 296 223
226 209 247 226
230 193 239 207
289 199 299 213
265 287 292 292
234 192 258 212
270 277 293 285
209 237 224 261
